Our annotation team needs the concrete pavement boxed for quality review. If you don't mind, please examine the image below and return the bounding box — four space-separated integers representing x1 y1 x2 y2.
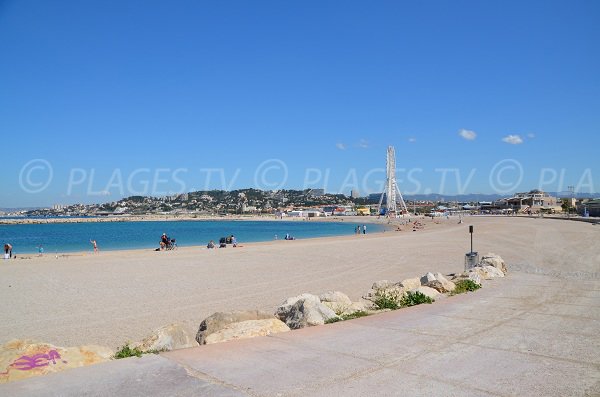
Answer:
2 266 599 397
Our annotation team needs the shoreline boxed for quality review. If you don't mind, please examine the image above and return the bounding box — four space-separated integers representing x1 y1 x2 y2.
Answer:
1 216 402 255
0 214 385 225
6 221 406 258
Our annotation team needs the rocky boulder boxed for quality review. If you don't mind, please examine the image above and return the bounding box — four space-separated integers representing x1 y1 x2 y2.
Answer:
371 280 394 290
419 272 456 293
196 310 277 345
204 319 290 345
482 265 505 278
319 291 352 305
480 253 508 274
414 286 441 300
0 340 112 384
452 270 483 286
420 272 437 285
319 291 352 314
399 277 421 290
135 323 197 352
275 294 338 329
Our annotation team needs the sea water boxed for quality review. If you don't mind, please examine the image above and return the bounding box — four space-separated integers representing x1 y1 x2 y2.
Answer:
0 220 384 254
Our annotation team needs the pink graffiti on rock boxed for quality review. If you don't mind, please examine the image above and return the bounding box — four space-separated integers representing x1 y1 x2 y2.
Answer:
9 349 66 371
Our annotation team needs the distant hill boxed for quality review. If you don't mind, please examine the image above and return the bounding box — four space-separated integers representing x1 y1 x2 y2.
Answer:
403 192 599 202
0 207 43 213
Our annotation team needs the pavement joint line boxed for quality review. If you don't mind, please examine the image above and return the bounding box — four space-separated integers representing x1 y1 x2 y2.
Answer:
162 357 257 397
398 369 511 397
454 340 600 367
431 311 528 324
266 331 403 366
525 311 600 322
498 322 599 338
513 310 600 322
538 301 599 308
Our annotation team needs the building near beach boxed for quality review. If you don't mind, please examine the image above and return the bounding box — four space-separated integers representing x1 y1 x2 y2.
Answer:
578 199 600 217
504 190 560 213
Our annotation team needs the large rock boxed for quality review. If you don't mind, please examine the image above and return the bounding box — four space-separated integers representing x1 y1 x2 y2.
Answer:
420 272 437 285
320 291 352 314
204 319 290 345
467 271 482 285
326 300 372 316
452 270 483 286
0 340 112 384
275 293 320 317
414 286 441 300
420 272 456 293
469 266 504 280
371 280 394 290
433 272 456 292
480 253 508 274
196 310 276 345
275 295 338 329
319 291 352 306
482 265 505 278
134 323 197 352
399 278 421 290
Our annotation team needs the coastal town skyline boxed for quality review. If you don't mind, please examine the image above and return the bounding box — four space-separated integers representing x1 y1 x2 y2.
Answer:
1 1 598 207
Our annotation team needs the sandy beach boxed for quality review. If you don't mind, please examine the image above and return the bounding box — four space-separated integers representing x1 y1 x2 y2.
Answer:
0 216 598 350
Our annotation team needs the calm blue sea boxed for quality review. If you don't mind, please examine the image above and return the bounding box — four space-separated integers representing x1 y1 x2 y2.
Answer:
0 220 383 254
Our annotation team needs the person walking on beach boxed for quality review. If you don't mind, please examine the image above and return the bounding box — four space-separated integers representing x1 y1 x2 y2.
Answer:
363 225 367 234
4 244 12 259
90 240 98 254
38 245 44 256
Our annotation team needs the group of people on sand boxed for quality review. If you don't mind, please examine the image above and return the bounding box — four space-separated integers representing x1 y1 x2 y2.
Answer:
355 225 367 235
207 235 238 249
274 233 296 240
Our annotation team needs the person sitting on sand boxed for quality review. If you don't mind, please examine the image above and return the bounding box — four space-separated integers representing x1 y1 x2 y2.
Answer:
207 240 215 249
161 233 169 247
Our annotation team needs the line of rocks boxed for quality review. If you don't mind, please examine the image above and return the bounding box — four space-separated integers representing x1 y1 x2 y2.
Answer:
1 253 508 384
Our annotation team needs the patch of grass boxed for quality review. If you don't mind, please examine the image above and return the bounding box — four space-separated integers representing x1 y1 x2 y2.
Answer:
340 310 370 320
113 344 143 359
451 279 481 295
325 310 371 324
399 291 434 307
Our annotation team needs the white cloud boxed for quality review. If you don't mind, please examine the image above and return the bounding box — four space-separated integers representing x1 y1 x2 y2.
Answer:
502 134 524 145
459 129 477 140
408 137 417 143
357 139 369 149
336 143 346 150
527 133 536 139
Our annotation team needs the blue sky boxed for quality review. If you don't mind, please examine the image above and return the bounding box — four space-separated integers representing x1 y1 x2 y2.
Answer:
1 0 599 207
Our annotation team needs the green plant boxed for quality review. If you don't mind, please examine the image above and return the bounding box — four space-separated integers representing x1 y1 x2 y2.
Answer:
113 344 143 359
372 288 403 310
399 291 434 307
340 310 370 320
451 279 481 295
325 310 371 324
